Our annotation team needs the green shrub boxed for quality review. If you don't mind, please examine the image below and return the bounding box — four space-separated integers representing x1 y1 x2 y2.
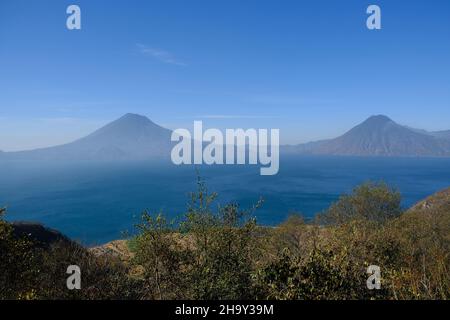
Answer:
36 241 141 300
132 177 261 300
320 182 402 225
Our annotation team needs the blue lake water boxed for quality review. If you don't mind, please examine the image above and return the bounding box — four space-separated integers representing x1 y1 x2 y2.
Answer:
0 156 449 245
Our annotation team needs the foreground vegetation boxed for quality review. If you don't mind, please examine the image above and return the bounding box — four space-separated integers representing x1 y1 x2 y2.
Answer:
1 180 449 300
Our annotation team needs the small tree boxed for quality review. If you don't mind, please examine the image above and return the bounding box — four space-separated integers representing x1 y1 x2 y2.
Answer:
132 213 188 299
181 177 261 299
320 182 402 225
132 176 262 300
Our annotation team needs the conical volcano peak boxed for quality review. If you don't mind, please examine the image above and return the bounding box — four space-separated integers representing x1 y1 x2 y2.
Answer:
89 113 170 139
364 115 394 125
117 113 155 125
104 113 167 133
121 113 148 120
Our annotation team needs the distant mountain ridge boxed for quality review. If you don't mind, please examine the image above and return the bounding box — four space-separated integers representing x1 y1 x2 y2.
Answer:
430 130 450 140
405 126 450 140
283 115 450 157
1 113 450 160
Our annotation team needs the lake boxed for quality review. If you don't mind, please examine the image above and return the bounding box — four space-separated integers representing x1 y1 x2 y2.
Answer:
1 155 449 245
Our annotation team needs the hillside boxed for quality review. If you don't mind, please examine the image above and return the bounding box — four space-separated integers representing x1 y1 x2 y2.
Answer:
409 187 450 212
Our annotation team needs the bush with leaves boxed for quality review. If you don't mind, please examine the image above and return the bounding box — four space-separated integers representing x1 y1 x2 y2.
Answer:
320 182 402 225
132 213 188 299
182 179 261 300
36 240 141 300
383 203 450 299
254 182 404 300
132 177 262 300
254 246 375 300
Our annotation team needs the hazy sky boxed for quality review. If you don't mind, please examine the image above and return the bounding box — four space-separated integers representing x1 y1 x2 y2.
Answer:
0 0 449 151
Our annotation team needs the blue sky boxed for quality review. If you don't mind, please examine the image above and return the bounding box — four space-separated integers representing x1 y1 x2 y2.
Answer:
0 0 449 151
